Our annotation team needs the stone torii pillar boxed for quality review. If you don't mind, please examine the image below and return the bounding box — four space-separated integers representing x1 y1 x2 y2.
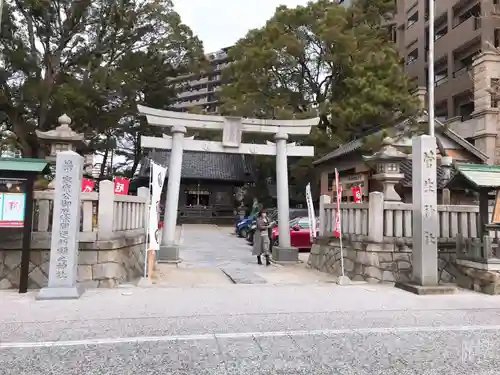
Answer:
274 132 292 249
161 125 186 261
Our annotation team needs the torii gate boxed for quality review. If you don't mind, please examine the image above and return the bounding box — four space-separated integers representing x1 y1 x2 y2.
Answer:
138 105 318 263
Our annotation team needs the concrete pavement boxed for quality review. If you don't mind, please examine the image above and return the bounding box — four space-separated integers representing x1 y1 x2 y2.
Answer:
152 225 336 286
2 284 500 374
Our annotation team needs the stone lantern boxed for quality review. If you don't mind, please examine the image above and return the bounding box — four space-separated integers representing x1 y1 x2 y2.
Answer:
363 137 407 202
36 114 86 165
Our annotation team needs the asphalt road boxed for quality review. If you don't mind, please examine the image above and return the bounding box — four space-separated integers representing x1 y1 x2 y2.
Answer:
2 327 500 375
2 284 500 374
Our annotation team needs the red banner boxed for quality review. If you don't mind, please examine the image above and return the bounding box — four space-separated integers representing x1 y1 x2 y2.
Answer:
352 186 362 203
333 169 342 239
113 177 130 195
81 178 95 193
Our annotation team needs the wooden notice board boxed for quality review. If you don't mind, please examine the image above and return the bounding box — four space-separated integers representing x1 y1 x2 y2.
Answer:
492 190 500 224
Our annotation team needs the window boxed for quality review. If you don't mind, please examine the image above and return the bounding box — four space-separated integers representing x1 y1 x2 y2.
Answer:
459 102 474 121
435 25 448 40
407 11 418 28
495 29 500 48
435 101 448 119
54 143 69 152
407 48 418 64
327 173 334 191
435 69 448 87
390 25 397 43
491 79 500 108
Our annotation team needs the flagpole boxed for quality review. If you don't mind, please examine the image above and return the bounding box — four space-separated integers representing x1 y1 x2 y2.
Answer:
338 192 345 278
0 0 4 30
143 160 153 278
335 169 345 277
428 0 435 136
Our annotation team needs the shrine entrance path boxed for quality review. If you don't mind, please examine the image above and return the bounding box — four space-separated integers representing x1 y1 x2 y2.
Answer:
151 224 337 286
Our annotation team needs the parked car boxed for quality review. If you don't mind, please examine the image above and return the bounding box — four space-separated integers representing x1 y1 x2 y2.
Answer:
235 216 256 238
271 216 319 250
246 210 278 245
236 208 277 238
246 209 308 245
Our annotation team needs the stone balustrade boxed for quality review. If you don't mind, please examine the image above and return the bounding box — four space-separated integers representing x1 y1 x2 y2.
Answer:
310 192 500 294
319 193 495 242
31 180 149 245
0 180 149 290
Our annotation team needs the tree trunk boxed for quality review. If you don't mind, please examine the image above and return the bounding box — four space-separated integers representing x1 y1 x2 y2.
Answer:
99 148 109 178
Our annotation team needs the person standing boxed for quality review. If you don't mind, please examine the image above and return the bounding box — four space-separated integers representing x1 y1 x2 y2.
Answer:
252 209 272 266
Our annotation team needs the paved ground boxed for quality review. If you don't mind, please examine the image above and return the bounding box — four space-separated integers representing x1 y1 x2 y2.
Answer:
2 284 500 374
152 225 335 286
3 225 500 374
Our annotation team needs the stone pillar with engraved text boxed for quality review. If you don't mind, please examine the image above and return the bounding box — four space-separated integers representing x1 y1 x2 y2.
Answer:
411 135 438 286
37 151 84 300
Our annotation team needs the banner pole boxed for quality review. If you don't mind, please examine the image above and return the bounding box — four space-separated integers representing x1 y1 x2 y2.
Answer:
143 160 153 278
338 192 345 277
335 169 345 277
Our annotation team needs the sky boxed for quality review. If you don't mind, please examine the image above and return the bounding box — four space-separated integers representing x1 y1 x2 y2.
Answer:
174 0 310 52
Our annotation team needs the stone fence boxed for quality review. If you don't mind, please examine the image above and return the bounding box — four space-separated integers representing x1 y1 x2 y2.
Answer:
0 181 149 290
310 192 500 295
31 180 149 245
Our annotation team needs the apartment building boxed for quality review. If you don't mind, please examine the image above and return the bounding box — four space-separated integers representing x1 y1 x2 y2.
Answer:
392 0 500 164
170 47 232 113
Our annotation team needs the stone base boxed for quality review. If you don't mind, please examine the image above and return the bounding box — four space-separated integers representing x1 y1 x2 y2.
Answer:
158 245 181 263
272 246 298 263
137 277 154 287
337 275 352 285
36 285 83 300
394 282 457 295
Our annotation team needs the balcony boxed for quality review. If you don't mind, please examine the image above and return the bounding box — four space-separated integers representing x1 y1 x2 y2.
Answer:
452 65 472 78
423 17 481 65
435 75 448 87
178 87 208 99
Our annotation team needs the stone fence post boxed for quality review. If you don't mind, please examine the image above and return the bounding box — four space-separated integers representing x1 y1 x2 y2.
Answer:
368 192 384 243
137 186 149 235
318 195 331 237
97 180 115 240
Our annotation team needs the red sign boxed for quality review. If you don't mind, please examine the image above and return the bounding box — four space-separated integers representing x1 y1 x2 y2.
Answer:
113 177 130 195
81 178 95 193
333 169 342 239
352 186 362 203
0 193 26 228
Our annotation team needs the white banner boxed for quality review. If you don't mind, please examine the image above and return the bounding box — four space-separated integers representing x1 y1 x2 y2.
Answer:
148 161 167 250
305 183 316 242
334 168 342 238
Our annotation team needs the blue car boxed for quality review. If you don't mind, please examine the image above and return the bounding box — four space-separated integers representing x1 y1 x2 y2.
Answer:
235 216 256 238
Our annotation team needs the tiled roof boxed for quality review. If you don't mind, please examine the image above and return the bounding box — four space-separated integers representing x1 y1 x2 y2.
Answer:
449 163 500 189
139 150 254 182
313 116 488 166
399 159 456 189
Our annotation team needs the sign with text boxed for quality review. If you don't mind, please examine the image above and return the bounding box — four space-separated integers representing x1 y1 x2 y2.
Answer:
113 177 130 195
352 186 362 203
148 161 167 251
492 191 500 224
0 193 26 228
305 183 316 242
81 178 95 193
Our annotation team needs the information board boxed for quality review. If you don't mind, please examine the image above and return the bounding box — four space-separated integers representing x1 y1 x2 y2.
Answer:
0 192 26 227
492 191 500 224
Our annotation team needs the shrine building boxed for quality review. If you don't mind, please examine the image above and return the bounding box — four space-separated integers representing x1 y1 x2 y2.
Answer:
138 150 254 224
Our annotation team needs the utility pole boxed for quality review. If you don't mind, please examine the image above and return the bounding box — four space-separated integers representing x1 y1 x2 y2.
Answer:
0 0 3 31
428 0 435 136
